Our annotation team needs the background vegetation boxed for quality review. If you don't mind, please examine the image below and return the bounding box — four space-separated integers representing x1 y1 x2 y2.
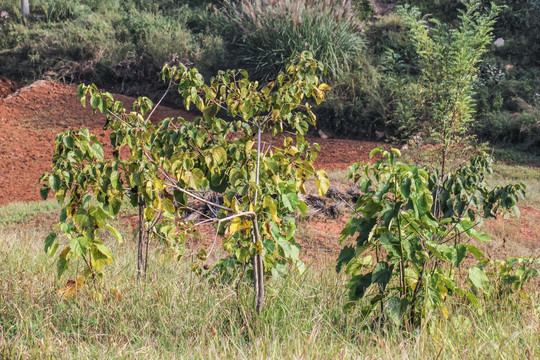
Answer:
0 0 539 151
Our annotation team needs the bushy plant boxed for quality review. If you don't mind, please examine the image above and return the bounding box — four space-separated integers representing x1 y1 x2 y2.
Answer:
476 111 540 146
314 55 391 138
337 148 529 326
221 0 364 81
0 0 227 90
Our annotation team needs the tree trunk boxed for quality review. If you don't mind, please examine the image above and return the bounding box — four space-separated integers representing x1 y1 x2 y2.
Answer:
21 0 30 18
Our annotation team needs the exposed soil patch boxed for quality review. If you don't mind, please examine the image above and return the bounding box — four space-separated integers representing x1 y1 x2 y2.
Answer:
0 80 187 206
0 79 383 206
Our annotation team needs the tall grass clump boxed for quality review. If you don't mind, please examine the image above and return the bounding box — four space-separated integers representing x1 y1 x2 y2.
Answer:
222 0 364 81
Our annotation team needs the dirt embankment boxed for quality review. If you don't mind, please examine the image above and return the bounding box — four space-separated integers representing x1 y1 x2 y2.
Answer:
0 78 381 206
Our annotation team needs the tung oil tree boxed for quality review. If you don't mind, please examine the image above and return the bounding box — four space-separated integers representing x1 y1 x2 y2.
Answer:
337 148 527 327
40 52 331 312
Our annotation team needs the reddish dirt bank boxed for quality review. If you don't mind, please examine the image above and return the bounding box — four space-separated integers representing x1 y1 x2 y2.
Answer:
0 79 382 206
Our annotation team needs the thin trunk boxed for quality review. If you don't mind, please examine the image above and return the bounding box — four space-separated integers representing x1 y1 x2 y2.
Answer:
137 196 145 281
144 227 151 278
21 0 30 18
252 126 264 313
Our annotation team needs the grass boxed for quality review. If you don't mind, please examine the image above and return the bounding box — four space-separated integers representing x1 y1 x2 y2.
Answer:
0 199 61 226
1 163 539 359
0 221 538 359
0 0 226 90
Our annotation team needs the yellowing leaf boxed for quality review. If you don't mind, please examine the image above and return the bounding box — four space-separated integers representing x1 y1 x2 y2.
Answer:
163 198 175 215
441 303 449 319
231 198 240 213
57 277 84 299
315 169 330 196
229 217 251 235
319 83 331 92
144 207 154 221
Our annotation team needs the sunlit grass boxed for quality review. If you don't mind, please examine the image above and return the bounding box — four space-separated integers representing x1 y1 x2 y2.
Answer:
0 187 539 359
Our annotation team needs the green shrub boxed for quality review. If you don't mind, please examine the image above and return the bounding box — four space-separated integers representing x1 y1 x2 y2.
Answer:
338 148 530 326
352 0 374 20
221 0 364 81
390 0 500 153
477 111 540 146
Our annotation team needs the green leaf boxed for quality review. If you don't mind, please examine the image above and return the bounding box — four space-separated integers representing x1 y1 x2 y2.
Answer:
452 244 467 267
282 192 299 211
95 243 113 259
62 135 74 149
345 255 372 276
106 224 124 244
385 297 403 326
69 236 89 257
92 143 104 160
45 233 57 253
363 200 382 218
465 244 484 261
90 94 100 110
49 174 61 191
469 267 489 290
57 257 69 277
469 228 490 242
40 185 51 200
372 262 393 292
336 246 355 273
347 273 372 300
401 178 412 200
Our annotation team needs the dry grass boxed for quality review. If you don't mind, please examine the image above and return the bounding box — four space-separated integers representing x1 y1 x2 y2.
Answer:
0 173 539 359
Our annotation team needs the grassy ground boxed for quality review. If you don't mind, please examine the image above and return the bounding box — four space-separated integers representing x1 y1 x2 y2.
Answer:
1 162 539 359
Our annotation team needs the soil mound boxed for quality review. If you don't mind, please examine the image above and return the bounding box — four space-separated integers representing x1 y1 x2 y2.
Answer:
0 80 186 205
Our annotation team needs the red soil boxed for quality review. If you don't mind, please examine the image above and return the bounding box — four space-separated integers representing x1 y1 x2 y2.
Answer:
0 78 381 206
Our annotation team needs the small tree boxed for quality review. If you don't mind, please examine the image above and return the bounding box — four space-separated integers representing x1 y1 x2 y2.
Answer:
337 148 527 327
40 52 330 312
395 0 500 177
